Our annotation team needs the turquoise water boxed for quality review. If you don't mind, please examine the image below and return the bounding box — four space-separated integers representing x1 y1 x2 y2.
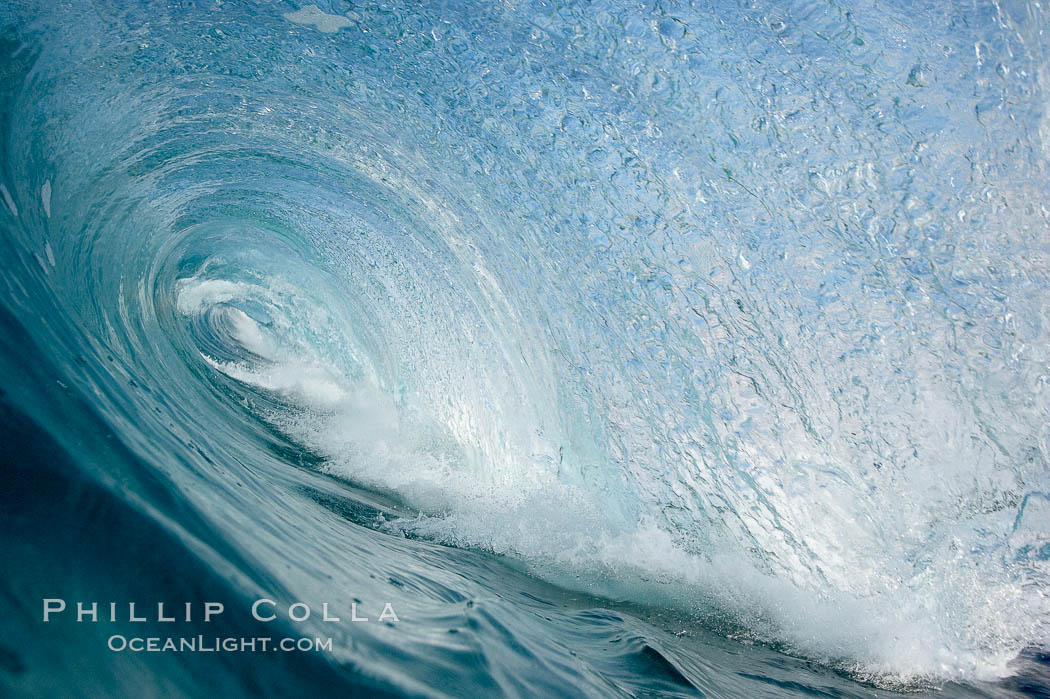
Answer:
0 0 1049 695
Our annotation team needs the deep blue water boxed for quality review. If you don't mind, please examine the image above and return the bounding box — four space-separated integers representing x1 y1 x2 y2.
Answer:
1 0 1049 696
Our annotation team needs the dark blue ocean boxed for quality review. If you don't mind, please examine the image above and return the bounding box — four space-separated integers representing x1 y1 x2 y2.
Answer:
1 0 1049 696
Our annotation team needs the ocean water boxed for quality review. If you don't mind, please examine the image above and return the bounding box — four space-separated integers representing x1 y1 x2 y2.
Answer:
1 0 1049 696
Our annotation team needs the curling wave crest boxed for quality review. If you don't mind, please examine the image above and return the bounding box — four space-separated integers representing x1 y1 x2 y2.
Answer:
1 0 1049 689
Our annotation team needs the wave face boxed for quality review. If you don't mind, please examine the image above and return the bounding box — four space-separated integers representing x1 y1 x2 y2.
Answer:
1 0 1050 693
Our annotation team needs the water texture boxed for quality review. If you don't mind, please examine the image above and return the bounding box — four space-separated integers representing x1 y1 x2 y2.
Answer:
1 0 1049 696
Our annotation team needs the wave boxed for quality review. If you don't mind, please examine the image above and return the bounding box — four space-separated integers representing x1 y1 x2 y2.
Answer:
1 0 1049 690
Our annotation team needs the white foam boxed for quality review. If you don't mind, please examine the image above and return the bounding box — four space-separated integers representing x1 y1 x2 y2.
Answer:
174 273 1047 686
203 354 349 407
224 307 273 358
205 329 1036 684
175 277 259 314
